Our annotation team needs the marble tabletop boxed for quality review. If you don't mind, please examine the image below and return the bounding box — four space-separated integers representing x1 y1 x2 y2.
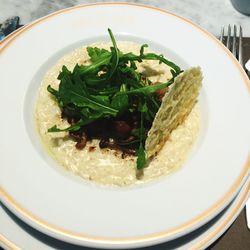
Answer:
0 1 249 249
0 0 250 37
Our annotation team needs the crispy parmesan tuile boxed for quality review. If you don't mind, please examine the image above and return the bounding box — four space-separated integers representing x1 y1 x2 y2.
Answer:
145 67 202 158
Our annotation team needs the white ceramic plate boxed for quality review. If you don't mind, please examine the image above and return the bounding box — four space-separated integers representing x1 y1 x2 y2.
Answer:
0 3 249 249
1 172 249 250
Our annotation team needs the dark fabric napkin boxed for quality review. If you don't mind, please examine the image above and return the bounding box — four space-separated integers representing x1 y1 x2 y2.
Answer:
210 209 250 250
0 17 249 250
0 16 21 40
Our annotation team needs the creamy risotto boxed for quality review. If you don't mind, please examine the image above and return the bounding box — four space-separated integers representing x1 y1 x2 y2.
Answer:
36 41 200 187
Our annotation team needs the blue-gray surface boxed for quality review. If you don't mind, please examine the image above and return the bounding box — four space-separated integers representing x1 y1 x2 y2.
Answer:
0 16 19 40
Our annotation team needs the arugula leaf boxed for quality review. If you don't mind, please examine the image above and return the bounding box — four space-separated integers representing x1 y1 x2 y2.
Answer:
47 85 58 98
77 55 111 75
119 64 141 82
87 47 110 62
111 93 129 113
48 119 87 132
58 70 118 115
116 78 174 96
58 65 72 80
107 28 119 79
140 44 148 56
120 52 182 75
88 86 120 95
134 101 148 169
136 143 146 169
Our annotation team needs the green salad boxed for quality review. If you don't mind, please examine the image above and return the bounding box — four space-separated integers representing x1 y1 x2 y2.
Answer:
47 29 182 170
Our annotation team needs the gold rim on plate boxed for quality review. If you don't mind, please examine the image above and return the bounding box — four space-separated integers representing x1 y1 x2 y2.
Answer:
1 178 249 249
0 2 249 247
0 25 24 47
0 234 20 250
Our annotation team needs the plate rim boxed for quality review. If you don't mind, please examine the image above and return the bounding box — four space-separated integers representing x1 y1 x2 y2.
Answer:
192 179 250 249
0 2 250 248
1 173 249 250
0 234 19 250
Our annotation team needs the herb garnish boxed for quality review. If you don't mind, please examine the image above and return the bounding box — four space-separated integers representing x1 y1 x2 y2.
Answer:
47 28 182 170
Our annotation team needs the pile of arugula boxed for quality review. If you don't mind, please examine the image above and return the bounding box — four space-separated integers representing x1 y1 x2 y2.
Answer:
47 29 182 169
